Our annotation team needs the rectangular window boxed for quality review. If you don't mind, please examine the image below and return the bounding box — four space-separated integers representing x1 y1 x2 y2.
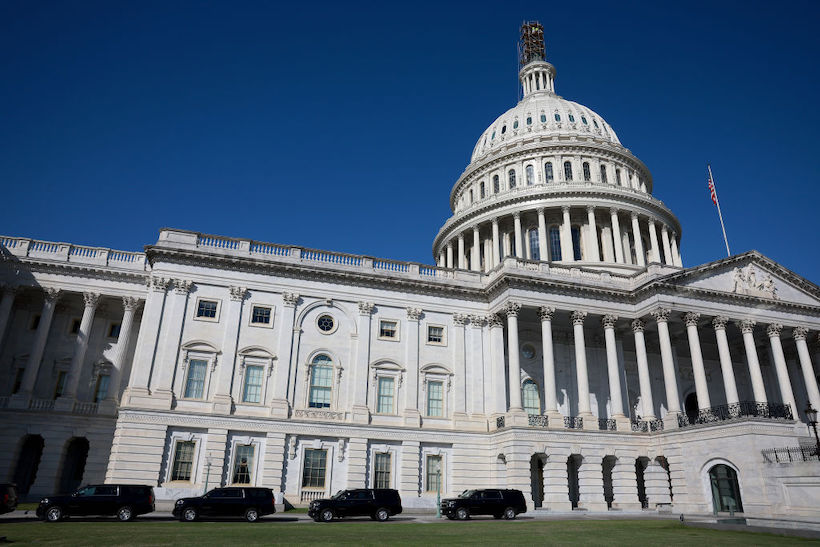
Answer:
12 368 24 394
242 365 264 403
427 325 444 344
374 453 392 489
171 440 196 481
376 377 395 414
184 359 208 399
94 374 110 402
232 444 255 484
469 189 474 203
53 370 68 399
427 380 444 417
426 455 442 492
480 182 485 199
196 300 218 319
308 365 333 408
301 448 327 488
251 306 271 325
108 322 121 339
379 320 398 340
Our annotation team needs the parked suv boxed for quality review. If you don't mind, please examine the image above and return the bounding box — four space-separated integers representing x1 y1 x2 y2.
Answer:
308 489 402 522
440 489 527 520
0 483 18 514
36 484 154 522
173 487 275 522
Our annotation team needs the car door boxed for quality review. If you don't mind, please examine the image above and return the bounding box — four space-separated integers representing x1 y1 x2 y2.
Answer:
353 490 374 517
94 485 119 515
224 488 244 516
200 489 224 516
68 486 95 516
481 490 502 515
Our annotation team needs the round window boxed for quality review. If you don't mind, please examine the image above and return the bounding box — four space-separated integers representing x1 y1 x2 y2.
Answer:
317 314 335 333
521 343 536 360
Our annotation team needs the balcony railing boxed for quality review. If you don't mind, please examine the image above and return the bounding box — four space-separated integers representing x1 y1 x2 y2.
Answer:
564 416 583 429
496 416 505 429
599 418 617 431
29 398 55 411
528 414 549 427
678 401 793 428
631 419 664 432
762 446 820 464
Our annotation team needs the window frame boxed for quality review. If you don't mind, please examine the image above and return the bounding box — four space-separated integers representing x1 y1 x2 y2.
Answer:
183 359 209 400
248 304 274 328
525 164 534 186
316 313 337 335
492 174 500 194
563 161 573 181
234 349 275 405
508 169 516 189
373 451 393 489
582 162 591 182
378 319 400 342
522 379 541 415
305 353 339 410
571 225 583 261
174 346 218 402
227 436 264 487
193 297 221 323
425 324 447 346
301 447 329 490
168 437 199 483
548 226 562 261
424 453 444 493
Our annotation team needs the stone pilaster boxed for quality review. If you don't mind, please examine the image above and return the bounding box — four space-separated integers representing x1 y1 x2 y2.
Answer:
271 292 299 417
203 428 229 490
399 440 421 499
577 453 608 511
610 452 642 510
541 448 572 511
403 308 422 426
346 438 368 488
212 286 248 413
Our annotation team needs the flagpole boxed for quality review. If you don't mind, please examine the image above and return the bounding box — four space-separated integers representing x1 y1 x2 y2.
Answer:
708 164 731 257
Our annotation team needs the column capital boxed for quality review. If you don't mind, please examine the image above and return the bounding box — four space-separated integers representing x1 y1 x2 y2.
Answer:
357 301 375 316
513 212 521 220
561 205 571 214
609 207 620 216
122 296 142 311
601 314 618 329
458 232 465 241
468 314 486 327
149 276 171 292
586 205 595 214
571 310 587 326
712 316 729 330
536 207 545 215
503 301 521 317
651 307 671 323
229 286 248 302
538 306 556 322
631 318 645 333
766 323 783 338
486 314 504 328
793 326 809 341
82 292 101 308
406 307 422 321
630 211 639 221
683 312 700 327
661 224 669 233
737 319 756 333
647 218 656 227
492 217 499 226
44 287 61 303
472 225 479 234
452 313 469 326
282 292 300 307
173 279 192 295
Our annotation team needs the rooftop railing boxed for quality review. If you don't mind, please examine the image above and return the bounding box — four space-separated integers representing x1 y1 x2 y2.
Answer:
1 236 146 272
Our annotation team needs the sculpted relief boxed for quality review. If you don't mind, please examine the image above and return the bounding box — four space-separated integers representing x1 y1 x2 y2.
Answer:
732 265 777 300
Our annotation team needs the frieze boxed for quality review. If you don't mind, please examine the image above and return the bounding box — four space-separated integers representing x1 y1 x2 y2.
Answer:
294 409 346 421
732 265 777 300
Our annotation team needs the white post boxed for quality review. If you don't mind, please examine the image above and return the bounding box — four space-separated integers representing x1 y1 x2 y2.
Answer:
586 206 600 261
492 219 500 267
561 206 573 262
602 315 625 418
124 277 170 401
572 311 594 424
513 213 523 259
452 314 468 417
505 302 523 412
738 320 767 402
670 234 682 267
683 312 711 409
630 213 645 267
647 220 661 263
152 280 192 405
537 208 548 262
446 242 453 269
632 319 655 419
104 297 141 409
794 328 820 412
351 302 373 423
651 308 681 416
14 288 61 403
270 292 299 416
539 307 559 417
59 292 101 403
712 317 739 405
471 226 480 272
457 234 466 270
610 209 624 264
488 314 506 416
767 324 797 415
661 226 673 266
212 286 247 413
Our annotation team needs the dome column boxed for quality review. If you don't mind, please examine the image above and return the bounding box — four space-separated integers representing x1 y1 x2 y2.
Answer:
537 208 548 262
670 234 682 267
492 218 500 266
561 206 573 262
586 207 600 261
648 220 661 263
458 233 466 269
630 213 646 267
513 213 523 259
610 209 624 263
471 226 481 272
661 226 673 266
446 241 453 269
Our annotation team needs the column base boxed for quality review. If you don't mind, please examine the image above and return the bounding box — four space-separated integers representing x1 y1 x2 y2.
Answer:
577 500 609 512
54 396 76 412
541 498 573 511
547 411 564 429
8 392 31 409
663 411 680 430
580 412 598 431
269 399 290 418
211 394 233 415
350 405 370 424
506 409 529 427
402 409 421 427
147 389 174 410
121 386 151 407
615 415 632 432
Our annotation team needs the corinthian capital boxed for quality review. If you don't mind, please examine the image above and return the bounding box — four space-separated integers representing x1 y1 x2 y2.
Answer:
737 319 756 334
229 286 248 302
683 312 700 327
406 307 422 321
712 316 729 330
44 287 61 303
149 277 170 293
452 313 469 326
173 279 192 295
631 318 645 333
766 323 783 338
650 308 670 323
282 292 299 307
601 314 618 329
122 296 142 312
538 306 555 322
504 301 521 317
358 301 374 316
83 292 101 308
486 314 503 328
571 310 587 326
793 327 809 341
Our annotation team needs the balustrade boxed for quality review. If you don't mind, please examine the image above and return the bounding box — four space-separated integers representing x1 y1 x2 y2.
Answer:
677 401 793 428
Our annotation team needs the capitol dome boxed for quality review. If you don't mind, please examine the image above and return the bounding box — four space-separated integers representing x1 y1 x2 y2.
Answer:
433 23 682 274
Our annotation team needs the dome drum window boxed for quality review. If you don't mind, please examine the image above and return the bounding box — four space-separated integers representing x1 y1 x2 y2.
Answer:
554 113 561 122
317 314 336 334
583 162 591 182
568 114 576 123
581 116 588 125
526 165 534 186
526 116 532 125
513 120 519 129
563 161 573 181
508 169 516 189
501 125 507 134
540 114 547 123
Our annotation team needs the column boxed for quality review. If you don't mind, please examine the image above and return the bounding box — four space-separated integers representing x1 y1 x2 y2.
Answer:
631 319 655 419
661 226 673 265
58 292 101 407
652 308 681 418
540 307 561 424
560 206 573 262
586 207 600 261
438 252 445 267
683 313 710 410
352 301 373 423
457 234 465 269
513 213 523 258
0 284 17 352
471 226 480 272
670 233 682 267
577 454 608 511
492 218 500 267
452 313 468 419
794 328 820 412
767 324 797 415
403 308 422 426
644 460 672 507
572 311 595 427
712 317 739 405
738 320 767 402
212 286 248 413
610 209 624 263
100 297 141 413
488 314 507 417
505 302 523 413
446 242 453 269
270 292 298 416
483 238 491 272
542 448 572 511
151 279 192 405
611 453 642 510
125 278 170 402
647 220 661 263
537 208 548 262
630 213 645 267
601 315 626 422
12 287 61 406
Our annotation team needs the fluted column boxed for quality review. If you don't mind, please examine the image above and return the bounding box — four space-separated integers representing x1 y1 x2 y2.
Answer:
684 312 710 409
505 302 523 412
457 233 466 269
212 286 248 413
610 209 624 263
712 317 739 405
739 320 767 402
471 226 480 272
0 284 17 353
602 315 626 421
102 296 141 410
492 219 500 266
537 208 547 262
561 206 573 262
352 301 374 423
586 207 600 261
670 234 682 267
767 324 797 415
652 308 681 416
539 307 559 420
572 311 595 426
59 292 101 403
632 319 655 419
647 220 661 263
13 287 60 405
631 213 645 267
793 328 820 413
513 213 523 259
488 314 506 416
660 227 673 265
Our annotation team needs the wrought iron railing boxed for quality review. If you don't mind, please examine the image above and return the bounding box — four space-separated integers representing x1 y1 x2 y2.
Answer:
598 418 616 431
632 419 664 432
496 416 505 429
678 401 793 428
563 416 583 429
762 446 820 463
528 414 548 427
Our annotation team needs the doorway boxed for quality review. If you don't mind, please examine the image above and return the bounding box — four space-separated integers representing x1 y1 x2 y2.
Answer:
709 464 743 513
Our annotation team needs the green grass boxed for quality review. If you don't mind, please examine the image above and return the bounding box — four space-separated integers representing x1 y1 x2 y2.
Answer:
0 519 814 545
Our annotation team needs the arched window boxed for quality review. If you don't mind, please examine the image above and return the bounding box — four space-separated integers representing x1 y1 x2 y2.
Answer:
568 113 576 123
563 161 573 181
308 354 333 408
526 116 532 125
600 165 608 183
549 227 562 261
493 175 500 194
479 182 485 199
501 125 507 134
522 380 540 415
544 162 554 182
554 112 561 122
540 114 547 123
709 464 743 513
513 120 519 129
582 162 591 181
571 226 582 260
593 119 599 129
528 229 540 260
491 130 496 140
615 169 622 186
526 165 534 186
508 169 516 189
581 116 588 125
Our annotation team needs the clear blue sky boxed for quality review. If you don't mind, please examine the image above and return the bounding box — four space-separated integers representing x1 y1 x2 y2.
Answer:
2 1 818 282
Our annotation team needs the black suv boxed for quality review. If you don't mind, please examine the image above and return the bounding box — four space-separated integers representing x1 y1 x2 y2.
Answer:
173 487 276 522
36 484 155 522
0 483 18 514
308 489 402 522
440 489 527 520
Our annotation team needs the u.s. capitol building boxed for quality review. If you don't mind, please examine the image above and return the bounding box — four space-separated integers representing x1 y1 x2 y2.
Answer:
2 23 819 517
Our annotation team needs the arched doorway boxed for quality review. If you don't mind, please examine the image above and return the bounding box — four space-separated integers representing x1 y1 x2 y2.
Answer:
685 393 699 424
567 455 581 509
530 454 544 508
656 456 673 502
635 457 649 509
58 437 89 494
709 464 743 513
13 435 44 496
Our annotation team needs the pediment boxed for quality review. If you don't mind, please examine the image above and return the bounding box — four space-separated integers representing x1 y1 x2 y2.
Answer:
664 253 820 307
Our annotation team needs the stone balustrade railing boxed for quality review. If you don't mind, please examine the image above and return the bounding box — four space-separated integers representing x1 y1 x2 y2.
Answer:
1 236 146 271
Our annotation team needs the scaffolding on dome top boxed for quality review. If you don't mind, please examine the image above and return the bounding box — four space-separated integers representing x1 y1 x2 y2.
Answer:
519 21 545 65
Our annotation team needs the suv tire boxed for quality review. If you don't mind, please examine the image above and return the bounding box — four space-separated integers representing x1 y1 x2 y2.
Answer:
374 507 390 522
245 508 259 522
456 507 470 520
320 508 334 522
116 506 134 522
503 507 516 520
45 505 63 522
182 507 198 522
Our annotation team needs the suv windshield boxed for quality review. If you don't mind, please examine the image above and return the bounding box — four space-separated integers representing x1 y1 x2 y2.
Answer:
458 490 477 498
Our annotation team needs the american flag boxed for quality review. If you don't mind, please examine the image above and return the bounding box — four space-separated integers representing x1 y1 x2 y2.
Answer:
707 171 717 205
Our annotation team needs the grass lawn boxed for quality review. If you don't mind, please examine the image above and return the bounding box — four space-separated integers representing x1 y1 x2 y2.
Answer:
0 519 813 545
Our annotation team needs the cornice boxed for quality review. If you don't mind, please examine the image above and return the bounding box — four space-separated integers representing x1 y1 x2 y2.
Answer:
1 256 149 285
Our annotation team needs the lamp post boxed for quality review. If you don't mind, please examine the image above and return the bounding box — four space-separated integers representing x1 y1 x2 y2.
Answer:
805 403 820 457
203 453 213 495
435 470 441 518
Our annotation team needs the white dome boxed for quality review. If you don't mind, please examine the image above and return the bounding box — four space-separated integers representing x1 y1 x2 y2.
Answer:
470 93 621 164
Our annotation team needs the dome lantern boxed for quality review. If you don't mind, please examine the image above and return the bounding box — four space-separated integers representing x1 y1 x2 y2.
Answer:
519 21 556 97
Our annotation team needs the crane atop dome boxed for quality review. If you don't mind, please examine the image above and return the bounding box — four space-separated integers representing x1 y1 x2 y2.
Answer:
519 21 546 65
